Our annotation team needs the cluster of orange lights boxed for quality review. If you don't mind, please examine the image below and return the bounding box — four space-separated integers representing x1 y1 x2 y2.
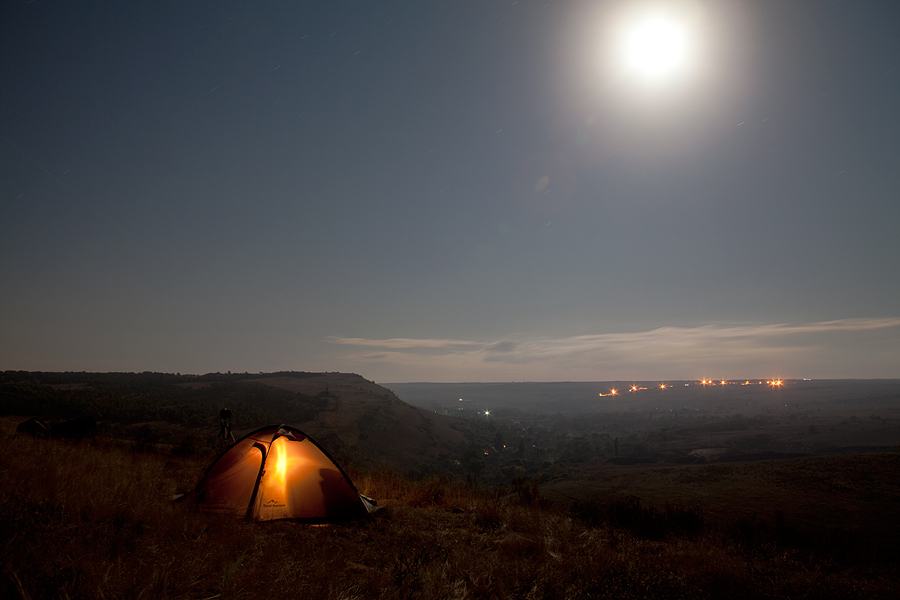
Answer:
699 379 731 386
600 379 786 398
600 383 667 397
700 379 783 387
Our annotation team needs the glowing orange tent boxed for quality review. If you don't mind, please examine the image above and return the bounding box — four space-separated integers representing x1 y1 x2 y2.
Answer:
193 425 375 522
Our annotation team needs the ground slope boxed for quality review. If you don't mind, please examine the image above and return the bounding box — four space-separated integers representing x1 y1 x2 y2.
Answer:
245 373 467 474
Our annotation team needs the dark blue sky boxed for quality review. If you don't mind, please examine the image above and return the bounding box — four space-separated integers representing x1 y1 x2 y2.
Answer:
2 0 898 381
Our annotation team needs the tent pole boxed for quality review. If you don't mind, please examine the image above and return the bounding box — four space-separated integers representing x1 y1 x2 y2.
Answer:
245 442 269 520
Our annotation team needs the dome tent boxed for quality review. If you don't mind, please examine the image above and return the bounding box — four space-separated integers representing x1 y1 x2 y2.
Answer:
193 425 375 522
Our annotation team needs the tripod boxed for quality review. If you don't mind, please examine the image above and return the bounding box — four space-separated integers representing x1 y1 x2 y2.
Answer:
215 408 235 450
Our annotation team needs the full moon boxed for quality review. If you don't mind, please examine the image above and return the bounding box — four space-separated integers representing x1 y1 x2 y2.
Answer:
613 8 697 86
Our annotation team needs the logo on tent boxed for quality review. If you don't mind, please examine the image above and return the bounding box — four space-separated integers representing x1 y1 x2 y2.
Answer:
263 499 286 509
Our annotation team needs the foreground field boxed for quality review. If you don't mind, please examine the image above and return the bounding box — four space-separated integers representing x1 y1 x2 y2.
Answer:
2 420 899 600
540 452 900 551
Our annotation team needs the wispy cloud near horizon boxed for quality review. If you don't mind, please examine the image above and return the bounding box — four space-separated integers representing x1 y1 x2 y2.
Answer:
329 318 900 382
327 337 482 350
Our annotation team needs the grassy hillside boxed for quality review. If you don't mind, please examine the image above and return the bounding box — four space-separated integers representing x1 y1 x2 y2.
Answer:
0 371 467 476
4 371 900 598
2 418 898 600
245 373 466 473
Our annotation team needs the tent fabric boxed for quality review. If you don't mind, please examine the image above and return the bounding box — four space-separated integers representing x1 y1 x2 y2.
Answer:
193 425 374 522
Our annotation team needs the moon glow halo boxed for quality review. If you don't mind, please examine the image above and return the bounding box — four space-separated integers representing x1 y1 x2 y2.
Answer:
612 7 699 88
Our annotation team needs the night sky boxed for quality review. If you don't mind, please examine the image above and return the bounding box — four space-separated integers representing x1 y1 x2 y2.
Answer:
2 0 899 382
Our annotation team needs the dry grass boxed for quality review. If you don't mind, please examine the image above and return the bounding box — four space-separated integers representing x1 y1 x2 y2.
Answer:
1 422 898 599
540 452 900 554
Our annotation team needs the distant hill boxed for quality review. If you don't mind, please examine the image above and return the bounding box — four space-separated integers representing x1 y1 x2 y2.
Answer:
0 371 468 475
8 372 898 486
239 373 467 474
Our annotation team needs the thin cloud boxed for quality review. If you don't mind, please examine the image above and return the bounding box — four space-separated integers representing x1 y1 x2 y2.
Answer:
328 318 900 381
328 336 480 349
